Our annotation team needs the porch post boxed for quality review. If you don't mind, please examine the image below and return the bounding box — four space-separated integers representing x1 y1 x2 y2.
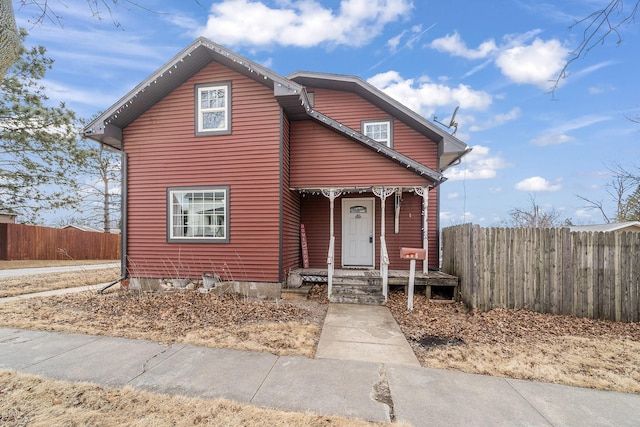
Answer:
372 186 398 300
321 188 342 298
414 186 430 275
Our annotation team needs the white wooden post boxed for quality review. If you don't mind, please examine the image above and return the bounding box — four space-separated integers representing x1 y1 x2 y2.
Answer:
408 258 416 310
414 186 430 275
321 188 342 298
373 186 397 300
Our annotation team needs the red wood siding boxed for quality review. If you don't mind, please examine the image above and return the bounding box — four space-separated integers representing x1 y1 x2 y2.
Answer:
290 121 433 188
281 113 301 277
310 88 439 169
301 191 439 270
124 61 283 281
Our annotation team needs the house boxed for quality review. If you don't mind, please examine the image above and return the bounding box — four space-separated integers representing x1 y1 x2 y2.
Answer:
569 221 640 233
83 38 470 297
0 211 17 224
61 224 121 234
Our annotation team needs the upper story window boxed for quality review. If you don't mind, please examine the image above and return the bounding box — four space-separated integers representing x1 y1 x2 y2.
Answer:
362 120 392 148
168 186 229 243
196 82 231 135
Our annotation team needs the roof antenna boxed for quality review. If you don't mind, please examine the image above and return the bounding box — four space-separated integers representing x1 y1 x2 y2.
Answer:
433 106 459 135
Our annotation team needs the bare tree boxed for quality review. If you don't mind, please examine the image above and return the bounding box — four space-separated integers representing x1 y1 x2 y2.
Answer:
507 195 566 228
552 0 639 92
77 141 121 232
578 162 640 223
17 0 202 28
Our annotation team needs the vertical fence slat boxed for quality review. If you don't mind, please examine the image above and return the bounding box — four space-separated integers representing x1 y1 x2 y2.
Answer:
0 224 120 260
442 224 639 323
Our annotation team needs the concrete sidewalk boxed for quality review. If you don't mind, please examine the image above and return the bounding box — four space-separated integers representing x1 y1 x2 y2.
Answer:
1 327 638 426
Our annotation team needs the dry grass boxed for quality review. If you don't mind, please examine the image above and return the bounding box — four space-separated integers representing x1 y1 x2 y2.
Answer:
0 370 391 427
0 268 120 298
385 290 640 393
0 259 118 270
0 289 326 357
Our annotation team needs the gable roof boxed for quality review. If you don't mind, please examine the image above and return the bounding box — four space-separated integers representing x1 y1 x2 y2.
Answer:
569 221 640 233
288 71 471 172
83 37 469 184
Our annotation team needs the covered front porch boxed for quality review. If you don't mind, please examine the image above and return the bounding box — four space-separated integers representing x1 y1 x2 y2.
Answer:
296 185 438 304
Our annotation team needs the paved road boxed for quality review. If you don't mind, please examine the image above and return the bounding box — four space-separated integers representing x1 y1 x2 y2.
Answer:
0 263 120 279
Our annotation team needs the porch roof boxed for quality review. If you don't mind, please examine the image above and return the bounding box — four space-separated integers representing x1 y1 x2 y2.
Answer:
290 186 429 194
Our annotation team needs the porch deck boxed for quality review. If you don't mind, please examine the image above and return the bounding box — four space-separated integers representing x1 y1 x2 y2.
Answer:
289 268 459 301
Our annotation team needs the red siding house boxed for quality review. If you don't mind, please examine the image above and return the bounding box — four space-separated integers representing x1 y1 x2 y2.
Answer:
83 38 470 299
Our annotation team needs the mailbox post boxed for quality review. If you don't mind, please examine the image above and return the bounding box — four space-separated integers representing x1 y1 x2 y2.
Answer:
400 247 426 310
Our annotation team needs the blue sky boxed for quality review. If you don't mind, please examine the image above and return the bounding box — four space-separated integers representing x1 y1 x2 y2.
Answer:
13 0 640 226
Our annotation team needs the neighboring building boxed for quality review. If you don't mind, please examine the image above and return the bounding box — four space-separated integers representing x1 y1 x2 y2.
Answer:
61 224 121 234
0 211 17 224
83 38 470 286
569 221 640 233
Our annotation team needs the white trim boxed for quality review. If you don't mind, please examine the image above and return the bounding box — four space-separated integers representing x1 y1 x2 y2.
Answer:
196 82 231 135
362 120 392 148
341 198 375 268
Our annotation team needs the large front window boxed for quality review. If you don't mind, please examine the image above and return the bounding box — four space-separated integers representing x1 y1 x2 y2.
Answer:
196 82 231 135
363 120 392 148
168 187 229 242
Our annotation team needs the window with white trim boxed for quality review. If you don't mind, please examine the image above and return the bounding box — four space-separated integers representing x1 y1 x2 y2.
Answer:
168 187 229 242
362 120 392 147
196 82 231 135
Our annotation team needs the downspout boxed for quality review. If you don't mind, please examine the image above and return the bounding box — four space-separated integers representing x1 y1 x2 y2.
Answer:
98 150 128 294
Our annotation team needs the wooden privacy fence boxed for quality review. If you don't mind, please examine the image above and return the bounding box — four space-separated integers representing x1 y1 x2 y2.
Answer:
441 224 640 322
0 223 120 261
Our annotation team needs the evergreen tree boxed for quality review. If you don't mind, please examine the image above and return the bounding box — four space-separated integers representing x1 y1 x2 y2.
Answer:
0 29 85 223
619 184 640 221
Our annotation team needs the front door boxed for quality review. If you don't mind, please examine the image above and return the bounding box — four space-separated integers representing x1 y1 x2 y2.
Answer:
342 198 375 267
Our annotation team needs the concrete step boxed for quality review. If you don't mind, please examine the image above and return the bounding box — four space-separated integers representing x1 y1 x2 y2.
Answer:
331 276 380 286
329 294 385 305
331 284 383 296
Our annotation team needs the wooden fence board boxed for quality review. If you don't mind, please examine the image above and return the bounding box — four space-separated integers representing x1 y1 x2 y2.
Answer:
0 223 120 260
441 224 639 323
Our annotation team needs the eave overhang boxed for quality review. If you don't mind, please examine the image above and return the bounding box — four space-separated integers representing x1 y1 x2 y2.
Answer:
82 37 307 149
288 71 470 173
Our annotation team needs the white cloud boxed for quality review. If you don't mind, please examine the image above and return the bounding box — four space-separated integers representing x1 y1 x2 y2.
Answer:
469 107 521 132
574 208 596 220
444 145 510 181
495 38 569 89
515 176 562 192
194 0 413 48
367 71 492 117
530 114 613 146
447 192 459 199
429 32 497 59
429 30 568 90
440 211 475 224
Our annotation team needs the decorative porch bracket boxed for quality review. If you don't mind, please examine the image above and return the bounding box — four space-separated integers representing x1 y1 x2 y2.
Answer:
321 188 343 298
413 186 431 275
372 186 398 300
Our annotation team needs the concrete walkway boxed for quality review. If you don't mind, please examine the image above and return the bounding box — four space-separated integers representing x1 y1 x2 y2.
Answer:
1 326 638 426
316 304 420 366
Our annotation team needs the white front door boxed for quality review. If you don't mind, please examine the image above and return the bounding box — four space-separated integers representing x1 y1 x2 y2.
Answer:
342 198 375 267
